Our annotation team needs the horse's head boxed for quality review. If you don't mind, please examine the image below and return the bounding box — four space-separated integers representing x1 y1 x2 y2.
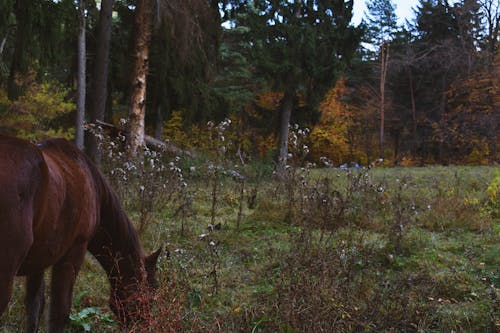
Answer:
109 248 161 328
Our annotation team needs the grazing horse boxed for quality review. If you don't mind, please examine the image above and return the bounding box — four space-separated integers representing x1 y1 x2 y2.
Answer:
0 135 160 332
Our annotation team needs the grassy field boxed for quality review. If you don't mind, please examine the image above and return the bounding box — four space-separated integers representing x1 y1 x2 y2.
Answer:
1 162 499 332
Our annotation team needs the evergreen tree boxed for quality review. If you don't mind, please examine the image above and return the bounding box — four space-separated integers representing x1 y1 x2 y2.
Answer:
405 0 489 162
7 0 80 100
146 0 221 139
365 0 398 45
231 0 362 174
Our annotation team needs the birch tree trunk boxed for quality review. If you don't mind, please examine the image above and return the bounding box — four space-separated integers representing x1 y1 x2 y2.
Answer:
128 0 152 158
75 0 86 150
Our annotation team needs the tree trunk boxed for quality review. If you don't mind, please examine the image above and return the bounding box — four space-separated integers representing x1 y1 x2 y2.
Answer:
8 0 31 100
154 104 163 140
408 67 417 158
393 129 400 165
0 29 10 56
365 121 371 163
438 76 447 164
128 0 152 158
87 0 114 161
277 90 294 177
75 0 86 150
379 42 389 160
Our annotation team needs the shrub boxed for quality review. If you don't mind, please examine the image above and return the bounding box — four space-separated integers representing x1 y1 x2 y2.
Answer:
0 80 74 140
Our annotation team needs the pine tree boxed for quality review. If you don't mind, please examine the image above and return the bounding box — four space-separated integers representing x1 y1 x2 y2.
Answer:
231 0 362 175
365 0 398 45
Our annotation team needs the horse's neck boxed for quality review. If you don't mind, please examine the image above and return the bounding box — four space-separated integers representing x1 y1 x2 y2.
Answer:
88 179 144 284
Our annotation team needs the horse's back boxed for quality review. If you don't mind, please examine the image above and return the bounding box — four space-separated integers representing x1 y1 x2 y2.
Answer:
16 137 100 274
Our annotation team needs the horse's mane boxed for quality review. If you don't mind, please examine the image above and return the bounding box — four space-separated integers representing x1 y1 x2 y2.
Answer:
39 138 143 260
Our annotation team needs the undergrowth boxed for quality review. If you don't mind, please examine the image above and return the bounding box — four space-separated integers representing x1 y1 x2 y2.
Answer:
0 122 498 332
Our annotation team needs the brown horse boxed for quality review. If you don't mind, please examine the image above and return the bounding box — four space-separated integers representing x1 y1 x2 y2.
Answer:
0 135 160 332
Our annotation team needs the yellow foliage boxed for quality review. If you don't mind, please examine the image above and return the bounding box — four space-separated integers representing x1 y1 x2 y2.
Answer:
224 113 254 156
487 170 500 201
255 90 307 111
0 81 75 140
256 133 277 159
310 78 353 164
162 111 189 147
466 142 490 165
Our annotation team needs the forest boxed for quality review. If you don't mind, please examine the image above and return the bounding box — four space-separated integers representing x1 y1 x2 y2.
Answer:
0 0 498 167
0 1 499 332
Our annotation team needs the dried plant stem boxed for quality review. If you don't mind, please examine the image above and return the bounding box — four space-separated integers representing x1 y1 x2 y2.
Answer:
210 168 218 226
236 179 245 231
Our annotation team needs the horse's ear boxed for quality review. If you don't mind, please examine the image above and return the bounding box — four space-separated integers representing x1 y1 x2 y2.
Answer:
145 247 162 272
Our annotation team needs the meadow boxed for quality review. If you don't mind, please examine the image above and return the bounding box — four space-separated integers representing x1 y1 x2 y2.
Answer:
0 139 498 332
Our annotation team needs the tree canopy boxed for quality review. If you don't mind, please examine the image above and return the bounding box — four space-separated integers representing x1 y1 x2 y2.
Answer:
0 0 497 165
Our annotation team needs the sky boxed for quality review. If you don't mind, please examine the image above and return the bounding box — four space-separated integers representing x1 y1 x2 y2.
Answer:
352 0 422 26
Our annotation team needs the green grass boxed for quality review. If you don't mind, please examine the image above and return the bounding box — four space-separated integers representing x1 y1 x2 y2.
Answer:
1 166 499 332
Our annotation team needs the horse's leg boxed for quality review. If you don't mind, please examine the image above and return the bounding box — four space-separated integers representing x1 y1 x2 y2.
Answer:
0 219 33 316
25 271 45 333
48 242 87 333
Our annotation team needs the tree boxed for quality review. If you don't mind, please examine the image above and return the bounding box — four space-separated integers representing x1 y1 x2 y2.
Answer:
478 0 499 63
445 48 500 162
310 77 353 164
0 0 15 84
364 0 398 159
6 0 79 99
7 0 37 100
128 0 153 158
409 0 485 162
148 0 221 136
124 0 221 156
87 0 114 160
365 0 398 45
75 0 86 150
232 0 362 175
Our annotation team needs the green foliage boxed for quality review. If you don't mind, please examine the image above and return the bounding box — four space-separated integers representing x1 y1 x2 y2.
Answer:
146 0 223 124
1 136 498 332
69 306 114 332
214 25 256 114
0 80 75 140
485 170 500 218
231 0 362 102
364 0 399 44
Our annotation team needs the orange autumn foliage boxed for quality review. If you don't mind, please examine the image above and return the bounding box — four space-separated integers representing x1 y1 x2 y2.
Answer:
255 91 307 111
310 78 353 164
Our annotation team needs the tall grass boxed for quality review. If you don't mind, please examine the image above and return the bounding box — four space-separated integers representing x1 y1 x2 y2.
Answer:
1 124 498 332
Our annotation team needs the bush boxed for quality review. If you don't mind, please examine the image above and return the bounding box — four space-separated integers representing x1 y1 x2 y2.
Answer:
0 80 74 140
